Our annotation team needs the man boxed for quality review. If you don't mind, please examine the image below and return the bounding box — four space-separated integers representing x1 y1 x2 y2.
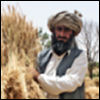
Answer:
32 11 88 99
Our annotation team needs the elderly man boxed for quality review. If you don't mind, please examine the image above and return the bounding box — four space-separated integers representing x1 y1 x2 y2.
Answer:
32 11 88 99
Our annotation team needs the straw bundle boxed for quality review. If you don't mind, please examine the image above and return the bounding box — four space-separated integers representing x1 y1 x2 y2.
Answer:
85 77 99 99
1 5 45 99
1 5 42 67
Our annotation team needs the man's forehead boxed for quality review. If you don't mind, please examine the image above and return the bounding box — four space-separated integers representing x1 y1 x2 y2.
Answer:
55 25 72 30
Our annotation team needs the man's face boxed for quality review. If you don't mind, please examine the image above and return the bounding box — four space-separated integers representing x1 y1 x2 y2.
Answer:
51 25 74 56
54 25 73 42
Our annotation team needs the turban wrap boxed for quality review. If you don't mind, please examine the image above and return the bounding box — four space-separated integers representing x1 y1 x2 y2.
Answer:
48 11 82 36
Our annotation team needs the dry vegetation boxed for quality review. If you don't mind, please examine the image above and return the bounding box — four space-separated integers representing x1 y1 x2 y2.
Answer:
85 71 99 99
1 5 99 99
1 5 45 99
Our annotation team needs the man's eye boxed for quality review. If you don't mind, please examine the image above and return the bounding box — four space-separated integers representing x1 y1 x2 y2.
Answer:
57 27 62 31
65 28 70 31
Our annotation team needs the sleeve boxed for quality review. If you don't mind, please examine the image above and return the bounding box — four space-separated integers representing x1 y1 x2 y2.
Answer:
38 51 88 95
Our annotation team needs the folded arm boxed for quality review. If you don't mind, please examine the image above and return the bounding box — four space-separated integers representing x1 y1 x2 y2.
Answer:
37 52 88 95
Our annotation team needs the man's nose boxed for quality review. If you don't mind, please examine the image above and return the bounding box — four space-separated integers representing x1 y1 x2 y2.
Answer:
59 30 65 37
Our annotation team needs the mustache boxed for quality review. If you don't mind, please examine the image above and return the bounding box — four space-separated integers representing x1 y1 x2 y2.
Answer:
57 36 68 40
52 40 65 47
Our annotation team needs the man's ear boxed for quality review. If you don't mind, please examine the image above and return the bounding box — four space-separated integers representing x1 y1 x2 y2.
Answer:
51 27 55 33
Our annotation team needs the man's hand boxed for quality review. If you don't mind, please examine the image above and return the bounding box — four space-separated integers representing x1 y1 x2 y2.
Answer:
27 67 40 82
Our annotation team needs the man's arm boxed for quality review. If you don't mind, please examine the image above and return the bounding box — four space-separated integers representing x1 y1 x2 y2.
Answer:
37 51 88 95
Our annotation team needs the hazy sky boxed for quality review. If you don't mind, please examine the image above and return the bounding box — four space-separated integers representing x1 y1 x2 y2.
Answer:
1 1 99 34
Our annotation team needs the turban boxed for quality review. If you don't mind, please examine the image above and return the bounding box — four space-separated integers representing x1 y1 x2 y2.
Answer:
48 11 83 36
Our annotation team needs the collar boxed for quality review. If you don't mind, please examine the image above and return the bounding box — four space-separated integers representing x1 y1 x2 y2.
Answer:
49 49 71 59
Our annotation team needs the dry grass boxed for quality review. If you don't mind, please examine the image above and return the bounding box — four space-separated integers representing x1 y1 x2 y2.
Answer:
1 5 42 67
1 5 99 99
1 5 45 99
85 66 99 99
85 76 99 99
1 54 45 99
